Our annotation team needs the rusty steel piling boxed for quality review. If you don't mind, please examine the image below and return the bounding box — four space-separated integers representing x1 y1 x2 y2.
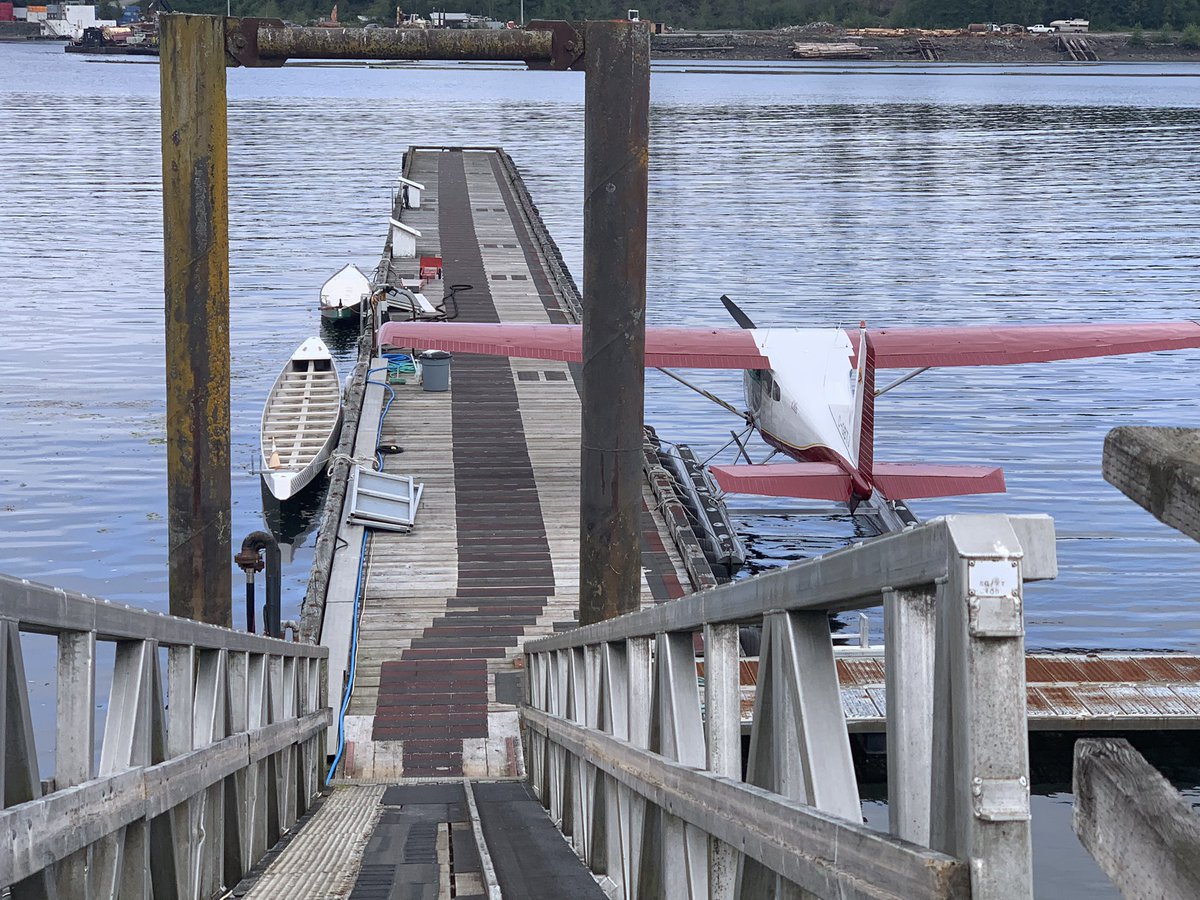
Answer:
160 13 232 625
578 20 651 625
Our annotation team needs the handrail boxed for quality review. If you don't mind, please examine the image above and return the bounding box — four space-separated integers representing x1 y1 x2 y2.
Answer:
0 572 325 655
522 513 1056 900
0 572 330 897
526 513 1055 651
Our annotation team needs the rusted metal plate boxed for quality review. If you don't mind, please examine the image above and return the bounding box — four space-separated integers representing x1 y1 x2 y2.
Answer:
866 687 888 718
836 657 886 687
841 687 881 721
740 659 758 684
1102 684 1168 717
1135 656 1197 682
1065 685 1127 718
740 653 1200 730
1138 684 1195 716
1164 683 1200 714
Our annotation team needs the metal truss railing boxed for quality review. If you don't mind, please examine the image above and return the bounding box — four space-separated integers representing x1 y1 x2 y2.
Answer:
523 514 1057 900
0 572 330 898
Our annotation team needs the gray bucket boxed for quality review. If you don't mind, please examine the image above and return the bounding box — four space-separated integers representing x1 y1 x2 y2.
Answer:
419 350 452 392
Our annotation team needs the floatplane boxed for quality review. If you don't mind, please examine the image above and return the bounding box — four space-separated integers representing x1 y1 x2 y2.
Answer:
379 299 1200 528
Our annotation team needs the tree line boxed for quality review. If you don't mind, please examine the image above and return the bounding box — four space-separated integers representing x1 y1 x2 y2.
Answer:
80 0 1200 32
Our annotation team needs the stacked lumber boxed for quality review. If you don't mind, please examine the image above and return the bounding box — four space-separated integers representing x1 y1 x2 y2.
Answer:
791 41 879 59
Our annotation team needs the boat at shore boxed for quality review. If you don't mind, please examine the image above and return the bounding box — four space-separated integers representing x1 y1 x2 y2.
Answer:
260 337 342 501
65 24 158 55
319 263 371 321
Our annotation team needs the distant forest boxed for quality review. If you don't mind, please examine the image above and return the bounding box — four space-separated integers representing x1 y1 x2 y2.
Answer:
114 0 1200 31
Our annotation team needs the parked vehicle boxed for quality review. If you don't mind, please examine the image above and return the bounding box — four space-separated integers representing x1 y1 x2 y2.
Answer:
1027 24 1054 34
1050 19 1089 33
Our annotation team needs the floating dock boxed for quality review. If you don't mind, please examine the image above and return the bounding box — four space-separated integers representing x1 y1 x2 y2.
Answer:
311 147 699 781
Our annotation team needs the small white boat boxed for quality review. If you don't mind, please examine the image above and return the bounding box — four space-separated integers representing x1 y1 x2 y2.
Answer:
260 338 343 501
319 263 371 320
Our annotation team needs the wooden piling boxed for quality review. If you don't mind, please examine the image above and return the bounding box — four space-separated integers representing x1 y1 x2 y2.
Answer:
579 20 651 626
159 14 232 625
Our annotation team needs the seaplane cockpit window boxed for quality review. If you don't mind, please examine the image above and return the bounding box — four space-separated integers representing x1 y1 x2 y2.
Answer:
772 382 781 402
762 371 774 394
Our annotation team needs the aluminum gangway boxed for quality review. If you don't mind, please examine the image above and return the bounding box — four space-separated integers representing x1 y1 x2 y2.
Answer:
0 573 329 898
3 514 1056 898
523 513 1057 900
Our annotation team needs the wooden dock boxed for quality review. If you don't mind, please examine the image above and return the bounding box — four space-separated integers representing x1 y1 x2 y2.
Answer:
320 148 694 781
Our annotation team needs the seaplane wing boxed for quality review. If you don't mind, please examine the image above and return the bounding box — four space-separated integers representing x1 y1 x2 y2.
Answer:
864 322 1200 369
377 322 769 369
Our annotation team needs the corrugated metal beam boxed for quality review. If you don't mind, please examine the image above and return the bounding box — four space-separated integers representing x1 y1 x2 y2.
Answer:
255 24 554 62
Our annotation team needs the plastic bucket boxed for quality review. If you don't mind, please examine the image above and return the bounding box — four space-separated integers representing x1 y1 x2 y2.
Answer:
419 350 452 392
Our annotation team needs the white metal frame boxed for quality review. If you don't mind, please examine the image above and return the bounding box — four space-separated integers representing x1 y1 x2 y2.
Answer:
0 573 330 899
524 514 1056 900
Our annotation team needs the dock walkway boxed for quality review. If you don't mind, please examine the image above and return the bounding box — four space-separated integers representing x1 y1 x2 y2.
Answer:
325 148 691 781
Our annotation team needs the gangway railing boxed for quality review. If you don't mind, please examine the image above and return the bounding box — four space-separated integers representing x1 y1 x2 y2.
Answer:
0 572 330 898
523 514 1057 900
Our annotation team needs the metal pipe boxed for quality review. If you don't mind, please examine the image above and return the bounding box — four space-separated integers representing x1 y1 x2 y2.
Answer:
236 531 282 638
245 574 256 634
578 20 651 627
255 25 554 61
160 14 232 626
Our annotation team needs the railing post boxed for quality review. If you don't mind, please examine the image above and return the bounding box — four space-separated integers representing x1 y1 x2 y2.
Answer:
55 630 95 899
225 650 249 885
930 517 1033 899
94 639 156 899
167 645 197 898
1 619 56 900
704 623 742 900
194 648 229 897
654 632 709 899
884 587 937 844
578 18 651 625
160 12 233 625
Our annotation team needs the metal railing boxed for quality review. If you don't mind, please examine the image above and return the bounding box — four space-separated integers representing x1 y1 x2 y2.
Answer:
0 572 330 898
522 513 1057 900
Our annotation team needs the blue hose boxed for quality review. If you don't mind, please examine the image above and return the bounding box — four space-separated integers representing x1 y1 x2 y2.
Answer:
325 367 397 785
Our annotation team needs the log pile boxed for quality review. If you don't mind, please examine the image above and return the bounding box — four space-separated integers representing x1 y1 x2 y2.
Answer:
791 41 880 59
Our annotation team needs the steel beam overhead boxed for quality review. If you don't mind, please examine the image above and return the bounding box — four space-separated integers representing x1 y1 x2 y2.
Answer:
257 24 554 62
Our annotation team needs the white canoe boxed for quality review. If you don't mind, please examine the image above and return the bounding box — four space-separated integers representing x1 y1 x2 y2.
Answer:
319 263 371 320
261 337 343 501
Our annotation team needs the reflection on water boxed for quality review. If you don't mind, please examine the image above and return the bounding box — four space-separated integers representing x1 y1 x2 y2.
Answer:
319 316 364 358
260 479 325 565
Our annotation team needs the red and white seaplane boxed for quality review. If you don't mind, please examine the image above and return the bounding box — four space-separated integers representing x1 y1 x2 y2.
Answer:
379 300 1200 513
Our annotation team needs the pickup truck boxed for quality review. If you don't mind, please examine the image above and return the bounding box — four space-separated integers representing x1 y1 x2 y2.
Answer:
1027 24 1055 34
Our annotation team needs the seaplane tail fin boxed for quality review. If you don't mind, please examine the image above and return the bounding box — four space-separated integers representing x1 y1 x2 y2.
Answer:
871 463 1006 500
708 463 853 502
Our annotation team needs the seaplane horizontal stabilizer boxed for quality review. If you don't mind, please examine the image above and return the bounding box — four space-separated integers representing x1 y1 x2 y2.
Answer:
710 462 1005 502
871 463 1006 499
708 463 853 501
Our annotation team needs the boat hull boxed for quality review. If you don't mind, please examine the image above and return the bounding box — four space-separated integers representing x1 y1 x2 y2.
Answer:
320 304 361 321
260 337 344 502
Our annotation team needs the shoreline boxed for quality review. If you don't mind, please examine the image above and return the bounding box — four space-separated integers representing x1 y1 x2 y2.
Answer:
652 28 1200 64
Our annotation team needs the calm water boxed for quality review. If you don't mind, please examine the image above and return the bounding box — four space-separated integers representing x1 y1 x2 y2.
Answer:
3 44 1200 895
